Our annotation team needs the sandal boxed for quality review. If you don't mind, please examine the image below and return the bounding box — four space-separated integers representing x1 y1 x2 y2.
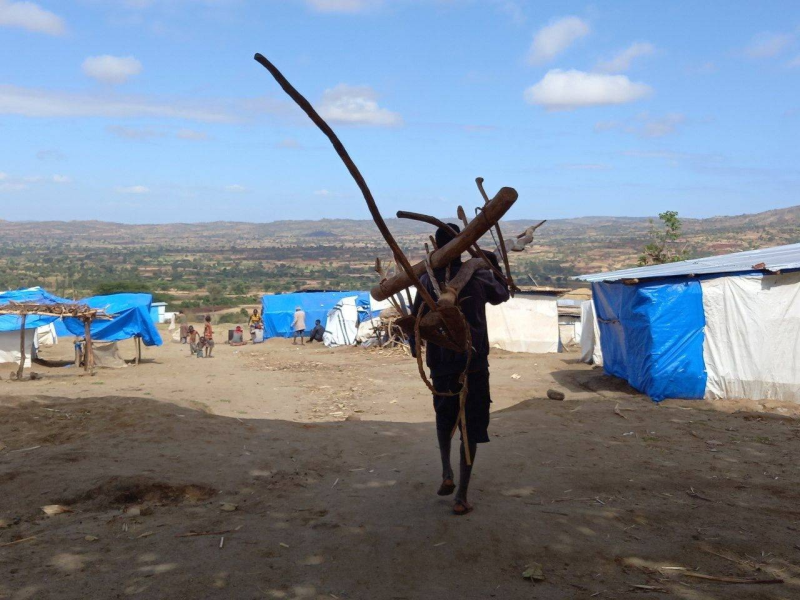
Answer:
453 499 473 516
437 478 456 496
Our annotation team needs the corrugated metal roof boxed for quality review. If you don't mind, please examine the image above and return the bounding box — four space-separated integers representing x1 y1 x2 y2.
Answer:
575 242 800 283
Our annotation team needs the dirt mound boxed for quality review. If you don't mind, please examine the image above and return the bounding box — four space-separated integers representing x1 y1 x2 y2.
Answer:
63 476 216 508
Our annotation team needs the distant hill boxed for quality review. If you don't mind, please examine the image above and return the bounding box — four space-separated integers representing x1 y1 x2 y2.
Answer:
0 205 798 278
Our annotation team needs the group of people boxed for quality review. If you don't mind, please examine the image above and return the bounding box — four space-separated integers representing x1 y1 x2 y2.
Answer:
290 307 325 345
179 314 215 358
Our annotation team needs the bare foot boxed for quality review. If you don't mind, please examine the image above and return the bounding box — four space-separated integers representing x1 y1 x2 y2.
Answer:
453 499 473 516
437 478 455 496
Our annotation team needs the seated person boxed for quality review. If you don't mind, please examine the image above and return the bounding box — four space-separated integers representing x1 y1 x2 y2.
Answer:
230 325 246 346
308 319 325 343
248 308 263 342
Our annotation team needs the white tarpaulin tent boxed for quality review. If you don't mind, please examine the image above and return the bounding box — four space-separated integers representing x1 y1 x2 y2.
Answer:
701 271 800 401
0 329 36 368
577 243 800 402
323 296 360 348
486 293 559 354
579 300 603 366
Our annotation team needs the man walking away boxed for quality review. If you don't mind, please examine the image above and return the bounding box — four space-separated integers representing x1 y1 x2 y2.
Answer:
292 306 306 345
410 224 509 516
308 319 325 343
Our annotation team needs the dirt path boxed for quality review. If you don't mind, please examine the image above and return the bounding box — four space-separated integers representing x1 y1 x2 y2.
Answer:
1 327 799 599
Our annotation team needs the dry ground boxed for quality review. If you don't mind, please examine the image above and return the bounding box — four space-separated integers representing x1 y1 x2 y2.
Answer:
1 324 800 599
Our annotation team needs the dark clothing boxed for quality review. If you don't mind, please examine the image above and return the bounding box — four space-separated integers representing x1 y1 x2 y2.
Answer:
433 369 492 444
309 324 325 342
410 255 510 376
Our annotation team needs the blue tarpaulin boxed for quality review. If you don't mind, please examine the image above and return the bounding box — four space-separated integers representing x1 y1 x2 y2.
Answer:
261 291 370 339
0 287 73 332
592 278 707 401
0 288 162 346
62 293 162 347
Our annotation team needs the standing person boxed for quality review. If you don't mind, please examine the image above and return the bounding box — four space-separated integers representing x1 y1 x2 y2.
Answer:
187 326 200 355
178 311 189 344
248 308 263 343
203 315 215 358
410 224 510 516
291 306 306 345
308 319 325 343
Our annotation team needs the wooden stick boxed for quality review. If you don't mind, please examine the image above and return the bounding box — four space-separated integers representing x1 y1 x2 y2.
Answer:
175 530 233 538
371 187 517 301
17 313 26 380
0 535 37 547
682 572 783 584
253 52 438 312
83 318 94 373
476 177 514 291
136 336 141 366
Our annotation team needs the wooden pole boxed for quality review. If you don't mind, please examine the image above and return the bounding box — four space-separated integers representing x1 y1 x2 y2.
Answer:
135 336 141 365
17 314 26 380
83 318 94 373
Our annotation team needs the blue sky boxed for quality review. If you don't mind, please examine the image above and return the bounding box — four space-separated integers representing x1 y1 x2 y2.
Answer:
0 0 798 224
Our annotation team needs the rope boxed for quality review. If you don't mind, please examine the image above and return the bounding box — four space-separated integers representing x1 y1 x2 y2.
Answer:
413 304 474 465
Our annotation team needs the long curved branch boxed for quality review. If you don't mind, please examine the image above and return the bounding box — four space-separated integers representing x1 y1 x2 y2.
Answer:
253 53 438 311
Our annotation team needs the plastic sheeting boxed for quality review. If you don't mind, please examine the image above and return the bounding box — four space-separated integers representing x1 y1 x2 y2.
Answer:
61 293 162 347
592 278 707 401
580 300 603 366
0 288 161 347
486 295 559 354
701 272 800 402
323 296 360 348
261 291 369 339
0 329 36 366
0 287 74 332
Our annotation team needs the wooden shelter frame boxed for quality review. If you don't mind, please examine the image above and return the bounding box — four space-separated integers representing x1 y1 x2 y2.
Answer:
0 302 111 379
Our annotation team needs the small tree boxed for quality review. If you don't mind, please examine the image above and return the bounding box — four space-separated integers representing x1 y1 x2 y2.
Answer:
639 210 688 266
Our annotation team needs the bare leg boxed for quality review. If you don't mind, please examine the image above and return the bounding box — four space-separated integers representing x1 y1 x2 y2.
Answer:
454 441 477 514
436 429 455 495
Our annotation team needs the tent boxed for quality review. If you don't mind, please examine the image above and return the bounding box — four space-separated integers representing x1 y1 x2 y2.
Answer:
0 287 76 366
0 288 161 367
577 243 800 402
261 291 371 339
61 293 162 347
486 288 562 353
579 300 603 366
323 296 361 347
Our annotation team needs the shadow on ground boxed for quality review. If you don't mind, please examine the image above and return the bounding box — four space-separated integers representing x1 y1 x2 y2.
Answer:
1 393 799 599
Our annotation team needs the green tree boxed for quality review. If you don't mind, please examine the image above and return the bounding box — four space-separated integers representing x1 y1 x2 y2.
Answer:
639 210 689 266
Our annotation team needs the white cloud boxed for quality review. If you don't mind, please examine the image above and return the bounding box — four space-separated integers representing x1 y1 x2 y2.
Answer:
313 189 331 196
744 31 794 58
117 185 150 194
524 69 652 111
318 84 402 126
0 171 71 190
596 42 655 73
176 128 209 141
304 0 380 13
0 84 240 122
527 16 590 65
225 184 248 193
52 174 71 183
82 55 143 84
107 124 163 139
596 112 686 138
277 138 302 149
0 0 65 36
